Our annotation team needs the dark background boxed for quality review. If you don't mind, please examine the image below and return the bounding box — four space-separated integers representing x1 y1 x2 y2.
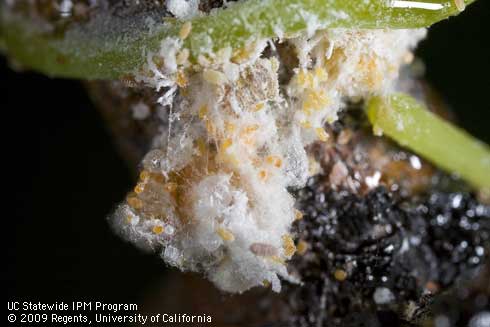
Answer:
2 0 490 312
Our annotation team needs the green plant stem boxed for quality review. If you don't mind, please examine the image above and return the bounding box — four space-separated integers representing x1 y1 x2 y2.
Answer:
367 93 490 191
0 0 476 79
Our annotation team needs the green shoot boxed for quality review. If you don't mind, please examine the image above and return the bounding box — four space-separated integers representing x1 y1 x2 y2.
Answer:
0 0 476 79
367 93 490 191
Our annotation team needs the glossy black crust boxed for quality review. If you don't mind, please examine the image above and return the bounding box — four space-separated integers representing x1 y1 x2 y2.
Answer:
288 178 490 327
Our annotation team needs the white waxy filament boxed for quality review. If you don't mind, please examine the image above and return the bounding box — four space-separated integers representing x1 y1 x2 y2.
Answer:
390 1 445 10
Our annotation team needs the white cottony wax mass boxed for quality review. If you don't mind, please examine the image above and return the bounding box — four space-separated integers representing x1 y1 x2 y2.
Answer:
111 28 426 293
